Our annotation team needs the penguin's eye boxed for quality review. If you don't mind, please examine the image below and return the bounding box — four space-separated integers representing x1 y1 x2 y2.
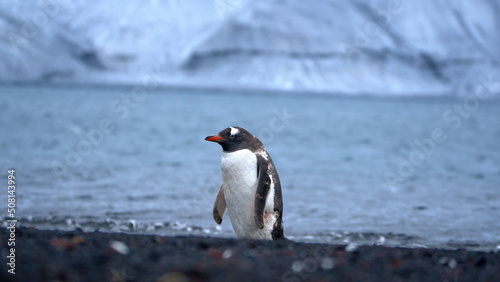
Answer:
229 134 236 139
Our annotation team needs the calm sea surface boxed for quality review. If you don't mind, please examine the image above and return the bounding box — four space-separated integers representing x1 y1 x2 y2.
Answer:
1 85 499 250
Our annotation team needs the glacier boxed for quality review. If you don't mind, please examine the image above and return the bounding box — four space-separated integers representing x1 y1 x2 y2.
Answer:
0 0 499 96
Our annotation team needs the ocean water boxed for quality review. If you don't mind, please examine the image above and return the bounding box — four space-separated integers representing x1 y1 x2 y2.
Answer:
1 85 499 250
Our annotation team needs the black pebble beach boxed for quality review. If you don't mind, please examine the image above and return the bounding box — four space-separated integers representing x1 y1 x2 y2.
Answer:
1 227 499 281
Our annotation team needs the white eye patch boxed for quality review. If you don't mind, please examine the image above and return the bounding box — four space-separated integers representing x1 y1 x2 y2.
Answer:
230 127 240 136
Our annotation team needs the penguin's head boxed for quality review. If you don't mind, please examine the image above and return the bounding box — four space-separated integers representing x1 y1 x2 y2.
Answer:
205 126 255 152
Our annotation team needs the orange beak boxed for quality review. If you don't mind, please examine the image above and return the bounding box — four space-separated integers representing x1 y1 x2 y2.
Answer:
205 135 224 142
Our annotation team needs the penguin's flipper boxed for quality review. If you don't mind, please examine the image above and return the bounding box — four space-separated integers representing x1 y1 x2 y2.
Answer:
213 185 226 224
254 156 271 229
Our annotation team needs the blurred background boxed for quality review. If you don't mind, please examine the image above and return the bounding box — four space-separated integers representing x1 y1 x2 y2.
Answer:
1 0 499 250
1 0 499 94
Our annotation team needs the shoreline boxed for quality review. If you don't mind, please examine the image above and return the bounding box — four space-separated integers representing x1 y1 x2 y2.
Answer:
1 227 499 281
4 81 500 101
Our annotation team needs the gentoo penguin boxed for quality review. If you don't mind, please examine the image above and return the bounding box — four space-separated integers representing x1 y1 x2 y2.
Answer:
205 126 285 240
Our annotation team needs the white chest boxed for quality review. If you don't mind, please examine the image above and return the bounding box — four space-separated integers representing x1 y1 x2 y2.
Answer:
221 149 257 189
221 150 274 239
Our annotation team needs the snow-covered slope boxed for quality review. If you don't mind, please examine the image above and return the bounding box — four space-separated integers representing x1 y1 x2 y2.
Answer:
0 0 498 96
